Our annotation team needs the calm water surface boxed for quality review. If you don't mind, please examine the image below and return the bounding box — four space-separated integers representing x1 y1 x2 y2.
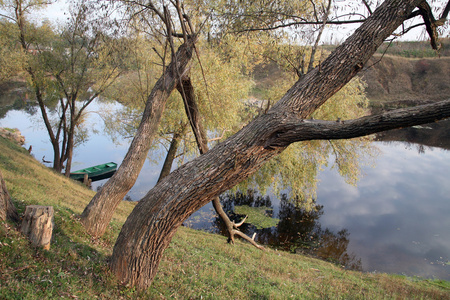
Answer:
317 141 450 278
0 99 449 280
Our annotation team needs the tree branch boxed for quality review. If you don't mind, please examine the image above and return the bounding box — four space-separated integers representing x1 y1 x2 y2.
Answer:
307 0 332 73
264 99 450 149
440 1 450 20
233 215 248 228
417 1 446 50
172 0 188 41
233 17 367 33
233 231 264 250
122 0 165 22
361 0 373 15
0 13 17 22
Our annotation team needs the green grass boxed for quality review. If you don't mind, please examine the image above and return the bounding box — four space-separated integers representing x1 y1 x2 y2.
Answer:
0 135 449 299
375 38 450 58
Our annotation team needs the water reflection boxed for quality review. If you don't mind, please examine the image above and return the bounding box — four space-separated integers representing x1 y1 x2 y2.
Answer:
185 133 450 279
316 141 450 280
0 82 37 119
376 119 450 151
185 190 362 271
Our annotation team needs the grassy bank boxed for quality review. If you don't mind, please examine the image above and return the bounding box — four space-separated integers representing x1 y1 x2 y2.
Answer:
0 136 449 299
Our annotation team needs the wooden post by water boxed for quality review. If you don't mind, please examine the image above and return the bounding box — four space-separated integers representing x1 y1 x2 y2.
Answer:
21 205 54 250
83 173 91 188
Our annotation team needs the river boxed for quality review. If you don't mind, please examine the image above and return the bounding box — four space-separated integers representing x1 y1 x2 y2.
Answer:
0 98 449 280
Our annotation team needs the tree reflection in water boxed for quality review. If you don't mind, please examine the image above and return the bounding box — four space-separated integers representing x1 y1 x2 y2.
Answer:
215 190 362 271
0 82 38 119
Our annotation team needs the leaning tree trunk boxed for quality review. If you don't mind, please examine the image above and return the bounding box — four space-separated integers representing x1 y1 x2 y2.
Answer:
177 75 263 249
80 40 196 237
0 169 19 223
156 124 187 183
110 0 445 289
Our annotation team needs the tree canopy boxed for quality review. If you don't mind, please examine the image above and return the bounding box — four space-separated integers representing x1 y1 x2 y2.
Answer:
0 0 127 174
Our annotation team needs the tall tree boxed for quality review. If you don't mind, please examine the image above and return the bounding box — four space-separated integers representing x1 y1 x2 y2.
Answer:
79 0 198 236
104 33 258 244
109 0 450 289
1 0 125 174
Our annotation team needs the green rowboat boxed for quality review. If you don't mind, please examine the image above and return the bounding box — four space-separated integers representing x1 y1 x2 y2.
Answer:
69 162 117 182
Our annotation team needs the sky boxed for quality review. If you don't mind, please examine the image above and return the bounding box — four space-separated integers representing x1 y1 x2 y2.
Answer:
32 0 69 25
1 1 447 44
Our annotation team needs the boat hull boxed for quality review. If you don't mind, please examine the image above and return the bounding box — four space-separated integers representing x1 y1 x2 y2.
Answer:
69 162 117 182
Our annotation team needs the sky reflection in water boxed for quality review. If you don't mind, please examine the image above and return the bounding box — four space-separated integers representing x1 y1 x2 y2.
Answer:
316 142 450 279
0 101 449 280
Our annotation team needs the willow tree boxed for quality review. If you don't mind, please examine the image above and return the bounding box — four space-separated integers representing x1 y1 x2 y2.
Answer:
101 30 261 244
0 0 125 174
236 76 376 210
81 0 343 240
102 36 254 173
80 0 199 236
109 0 450 289
97 0 337 246
179 0 373 245
176 45 376 246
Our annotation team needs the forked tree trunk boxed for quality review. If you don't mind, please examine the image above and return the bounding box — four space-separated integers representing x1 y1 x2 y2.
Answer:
80 40 196 237
0 169 19 223
110 0 436 289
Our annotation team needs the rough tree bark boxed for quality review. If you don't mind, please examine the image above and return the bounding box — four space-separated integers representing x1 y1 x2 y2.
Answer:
0 169 19 223
20 205 54 250
156 123 187 183
177 75 263 249
79 40 196 236
110 0 449 289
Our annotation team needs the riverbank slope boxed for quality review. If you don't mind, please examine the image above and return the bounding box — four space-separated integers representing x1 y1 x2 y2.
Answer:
362 54 450 108
0 136 449 299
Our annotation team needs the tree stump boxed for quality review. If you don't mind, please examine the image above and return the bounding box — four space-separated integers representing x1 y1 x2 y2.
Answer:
21 205 54 250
